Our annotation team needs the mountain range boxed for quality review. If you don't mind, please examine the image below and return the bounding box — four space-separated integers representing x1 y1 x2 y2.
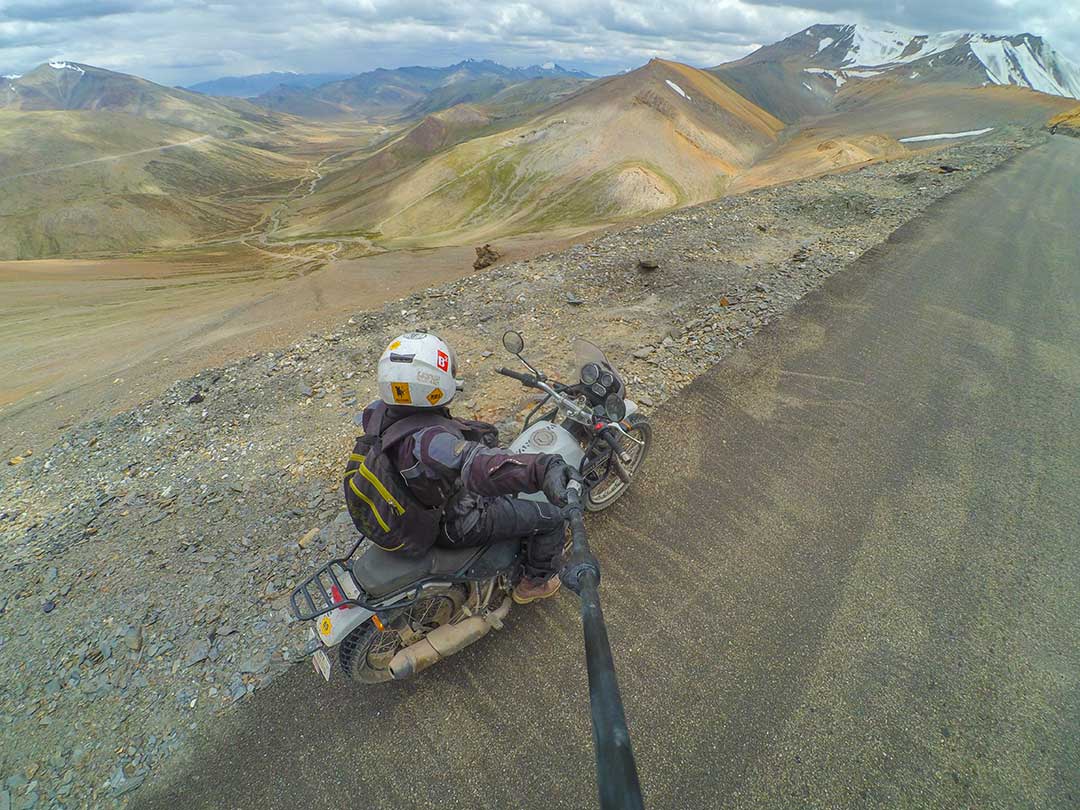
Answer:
186 72 354 98
740 25 1080 99
274 59 783 246
1 60 286 137
2 25 1077 260
250 60 594 119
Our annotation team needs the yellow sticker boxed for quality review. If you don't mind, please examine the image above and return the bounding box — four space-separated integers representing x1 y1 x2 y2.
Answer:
319 616 333 636
426 387 443 405
391 382 411 404
388 340 401 350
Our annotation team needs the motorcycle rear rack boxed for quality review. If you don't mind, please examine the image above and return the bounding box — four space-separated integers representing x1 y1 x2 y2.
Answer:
288 537 368 621
289 558 366 622
290 538 520 620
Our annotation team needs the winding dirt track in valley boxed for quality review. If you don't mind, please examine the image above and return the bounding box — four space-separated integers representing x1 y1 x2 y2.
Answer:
0 135 211 183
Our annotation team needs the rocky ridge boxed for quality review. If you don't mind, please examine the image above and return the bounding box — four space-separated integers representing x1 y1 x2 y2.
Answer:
0 129 1043 808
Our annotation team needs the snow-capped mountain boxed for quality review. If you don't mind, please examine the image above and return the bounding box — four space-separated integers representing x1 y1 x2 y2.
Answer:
747 24 1080 99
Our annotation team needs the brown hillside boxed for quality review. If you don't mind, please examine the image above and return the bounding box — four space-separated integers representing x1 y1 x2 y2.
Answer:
276 59 784 246
1048 105 1080 136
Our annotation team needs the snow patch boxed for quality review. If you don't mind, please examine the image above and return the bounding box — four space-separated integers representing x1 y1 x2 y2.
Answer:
48 61 85 75
541 61 555 70
839 27 967 68
3 73 22 80
802 82 813 92
804 68 846 87
821 26 1080 99
969 36 1080 97
845 69 884 78
910 72 920 79
899 127 994 143
844 26 915 66
817 37 834 53
665 79 690 101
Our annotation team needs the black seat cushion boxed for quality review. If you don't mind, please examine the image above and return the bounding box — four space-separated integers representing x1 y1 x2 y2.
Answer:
353 545 480 598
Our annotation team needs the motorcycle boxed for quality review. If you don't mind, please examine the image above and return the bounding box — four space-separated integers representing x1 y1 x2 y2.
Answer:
289 331 652 684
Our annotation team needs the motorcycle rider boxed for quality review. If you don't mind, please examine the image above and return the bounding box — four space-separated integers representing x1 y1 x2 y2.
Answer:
358 331 579 604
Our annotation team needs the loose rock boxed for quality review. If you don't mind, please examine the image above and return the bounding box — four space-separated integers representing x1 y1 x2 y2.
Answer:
473 244 501 270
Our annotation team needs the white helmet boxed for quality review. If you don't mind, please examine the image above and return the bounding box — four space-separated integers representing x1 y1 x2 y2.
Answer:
376 331 460 408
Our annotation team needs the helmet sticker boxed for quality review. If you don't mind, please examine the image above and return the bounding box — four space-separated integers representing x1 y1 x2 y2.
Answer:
416 370 440 385
391 382 412 404
426 387 443 405
388 340 401 350
437 350 449 372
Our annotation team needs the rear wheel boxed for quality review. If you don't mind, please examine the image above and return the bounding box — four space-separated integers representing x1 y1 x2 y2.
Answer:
583 414 651 512
339 586 465 683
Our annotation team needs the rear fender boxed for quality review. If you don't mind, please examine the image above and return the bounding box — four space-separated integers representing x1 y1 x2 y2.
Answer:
316 603 374 647
312 569 373 647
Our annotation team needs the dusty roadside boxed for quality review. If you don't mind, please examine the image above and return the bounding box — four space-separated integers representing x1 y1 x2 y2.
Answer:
0 229 593 453
0 130 1042 808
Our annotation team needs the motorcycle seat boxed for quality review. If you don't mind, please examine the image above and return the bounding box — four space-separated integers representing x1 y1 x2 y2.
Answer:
353 545 481 598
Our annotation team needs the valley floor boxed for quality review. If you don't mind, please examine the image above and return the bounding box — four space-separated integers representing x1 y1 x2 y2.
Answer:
0 229 590 452
0 130 1051 808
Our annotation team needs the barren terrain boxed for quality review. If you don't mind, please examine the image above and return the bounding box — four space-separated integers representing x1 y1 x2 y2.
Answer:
0 229 592 450
0 131 1045 808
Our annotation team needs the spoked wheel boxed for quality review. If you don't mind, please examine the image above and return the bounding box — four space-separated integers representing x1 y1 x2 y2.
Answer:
339 586 465 683
583 414 651 512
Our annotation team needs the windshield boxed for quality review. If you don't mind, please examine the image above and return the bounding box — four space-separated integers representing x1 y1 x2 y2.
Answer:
572 338 625 398
573 338 616 375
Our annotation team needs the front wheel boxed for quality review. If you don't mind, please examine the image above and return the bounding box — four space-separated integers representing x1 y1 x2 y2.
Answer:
583 413 651 512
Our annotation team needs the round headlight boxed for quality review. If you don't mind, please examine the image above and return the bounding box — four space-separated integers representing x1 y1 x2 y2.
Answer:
581 363 600 385
600 371 614 387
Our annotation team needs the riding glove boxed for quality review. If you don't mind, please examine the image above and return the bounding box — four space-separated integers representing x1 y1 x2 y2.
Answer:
541 460 581 506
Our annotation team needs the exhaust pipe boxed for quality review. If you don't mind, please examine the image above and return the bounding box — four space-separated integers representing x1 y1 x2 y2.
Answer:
389 597 511 679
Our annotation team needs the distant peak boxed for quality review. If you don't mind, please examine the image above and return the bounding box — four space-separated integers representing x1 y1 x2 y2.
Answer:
775 23 1080 99
48 60 86 75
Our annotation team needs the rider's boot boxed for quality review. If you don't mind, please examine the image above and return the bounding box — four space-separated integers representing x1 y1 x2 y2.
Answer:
513 575 561 604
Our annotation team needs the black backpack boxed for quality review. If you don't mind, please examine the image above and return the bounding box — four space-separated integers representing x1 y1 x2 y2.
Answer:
344 406 497 555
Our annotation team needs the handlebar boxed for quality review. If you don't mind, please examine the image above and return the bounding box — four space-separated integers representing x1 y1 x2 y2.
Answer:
599 426 624 454
496 367 538 387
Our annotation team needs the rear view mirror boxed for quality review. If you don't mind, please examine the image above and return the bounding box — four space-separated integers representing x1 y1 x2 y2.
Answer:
604 393 627 422
502 330 525 355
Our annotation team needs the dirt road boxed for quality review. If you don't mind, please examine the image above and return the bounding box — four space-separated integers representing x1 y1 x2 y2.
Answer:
134 139 1080 808
0 135 211 183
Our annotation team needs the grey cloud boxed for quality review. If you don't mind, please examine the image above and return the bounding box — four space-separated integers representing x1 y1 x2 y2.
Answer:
1 0 171 22
0 0 1075 86
745 0 1052 37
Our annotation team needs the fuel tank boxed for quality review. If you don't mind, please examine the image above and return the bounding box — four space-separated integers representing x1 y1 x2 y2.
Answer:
508 420 585 503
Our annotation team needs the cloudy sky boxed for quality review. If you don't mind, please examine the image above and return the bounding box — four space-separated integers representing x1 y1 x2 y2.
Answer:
1 0 1077 85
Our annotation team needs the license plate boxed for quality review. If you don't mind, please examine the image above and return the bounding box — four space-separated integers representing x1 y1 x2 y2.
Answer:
312 649 332 682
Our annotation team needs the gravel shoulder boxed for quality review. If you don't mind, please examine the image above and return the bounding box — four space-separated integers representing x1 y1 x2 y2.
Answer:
0 130 1046 808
